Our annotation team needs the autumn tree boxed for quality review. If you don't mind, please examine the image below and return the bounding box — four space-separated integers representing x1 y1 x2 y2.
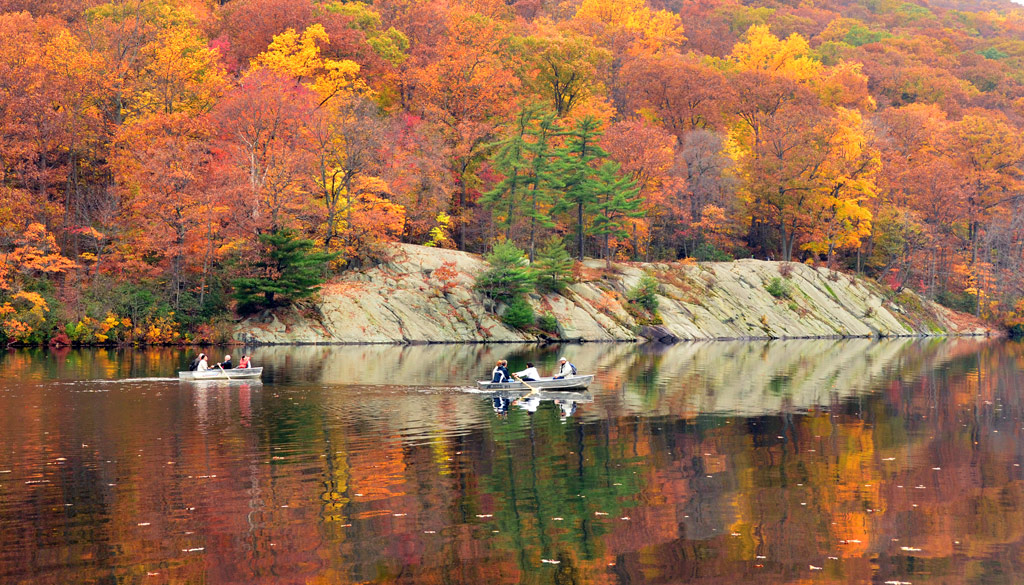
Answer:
620 53 732 135
728 26 877 262
212 69 317 235
509 28 611 118
306 95 387 252
408 6 521 250
602 118 682 258
111 113 217 310
381 115 454 244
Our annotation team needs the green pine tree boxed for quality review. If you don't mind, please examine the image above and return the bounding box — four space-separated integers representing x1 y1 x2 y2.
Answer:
589 161 644 261
232 228 340 311
532 236 574 293
474 241 536 303
480 107 537 241
552 116 608 261
522 111 561 261
480 105 560 261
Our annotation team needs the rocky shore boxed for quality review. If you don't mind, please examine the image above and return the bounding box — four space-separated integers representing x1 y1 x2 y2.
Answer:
234 244 993 345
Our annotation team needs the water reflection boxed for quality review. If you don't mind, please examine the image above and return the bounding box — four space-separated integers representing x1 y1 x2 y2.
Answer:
0 338 1021 584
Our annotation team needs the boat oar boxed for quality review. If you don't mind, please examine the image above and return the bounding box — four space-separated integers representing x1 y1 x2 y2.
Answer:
514 374 541 397
218 364 232 380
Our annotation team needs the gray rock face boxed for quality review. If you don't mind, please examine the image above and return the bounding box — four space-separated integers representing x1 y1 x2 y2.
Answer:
235 244 993 344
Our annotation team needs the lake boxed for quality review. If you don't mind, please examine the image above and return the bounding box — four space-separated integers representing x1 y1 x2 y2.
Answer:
1 338 1023 584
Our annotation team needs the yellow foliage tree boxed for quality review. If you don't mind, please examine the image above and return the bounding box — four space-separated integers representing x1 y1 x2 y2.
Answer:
0 224 76 344
573 0 686 54
132 25 227 116
731 24 820 82
251 24 369 105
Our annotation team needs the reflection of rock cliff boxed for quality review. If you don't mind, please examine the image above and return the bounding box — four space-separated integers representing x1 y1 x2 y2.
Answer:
254 337 990 417
236 243 992 344
587 337 981 417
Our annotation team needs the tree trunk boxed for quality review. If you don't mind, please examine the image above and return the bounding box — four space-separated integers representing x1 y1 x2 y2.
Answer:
576 200 584 261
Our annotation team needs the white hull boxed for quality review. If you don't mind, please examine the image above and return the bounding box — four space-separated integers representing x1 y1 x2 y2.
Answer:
178 367 263 381
476 374 593 392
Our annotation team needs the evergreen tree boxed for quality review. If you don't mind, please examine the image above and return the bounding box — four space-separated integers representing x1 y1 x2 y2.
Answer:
480 107 537 241
532 236 574 293
589 161 643 261
474 241 536 303
480 105 560 260
232 228 340 311
552 116 608 261
522 111 561 261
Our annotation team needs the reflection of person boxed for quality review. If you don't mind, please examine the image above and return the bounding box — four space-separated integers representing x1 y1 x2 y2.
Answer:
513 362 540 381
556 399 577 418
553 357 576 379
237 355 251 369
492 395 510 419
515 395 540 413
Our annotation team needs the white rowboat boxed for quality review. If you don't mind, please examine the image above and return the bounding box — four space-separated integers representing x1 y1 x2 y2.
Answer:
178 367 263 381
476 375 593 392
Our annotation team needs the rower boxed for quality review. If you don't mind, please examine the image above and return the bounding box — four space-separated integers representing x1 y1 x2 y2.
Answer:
212 354 233 369
513 362 540 382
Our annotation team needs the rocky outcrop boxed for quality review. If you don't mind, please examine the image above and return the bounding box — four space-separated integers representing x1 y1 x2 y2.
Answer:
235 243 993 344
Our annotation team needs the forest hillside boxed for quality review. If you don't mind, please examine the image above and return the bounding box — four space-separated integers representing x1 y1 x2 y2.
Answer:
1 0 1024 344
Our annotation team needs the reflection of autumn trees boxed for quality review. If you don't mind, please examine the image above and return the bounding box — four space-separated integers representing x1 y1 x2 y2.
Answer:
7 341 1024 583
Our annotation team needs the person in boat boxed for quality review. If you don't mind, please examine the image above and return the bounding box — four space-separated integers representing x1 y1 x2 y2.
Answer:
237 355 251 369
552 357 576 379
188 352 206 371
196 353 209 372
512 362 540 382
499 360 510 381
491 360 507 383
211 354 233 369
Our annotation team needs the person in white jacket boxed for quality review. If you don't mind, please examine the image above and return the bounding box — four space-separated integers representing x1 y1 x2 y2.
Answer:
553 357 575 379
513 362 540 381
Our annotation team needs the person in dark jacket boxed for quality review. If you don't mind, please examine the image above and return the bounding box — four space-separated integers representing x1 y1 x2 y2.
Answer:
212 354 233 369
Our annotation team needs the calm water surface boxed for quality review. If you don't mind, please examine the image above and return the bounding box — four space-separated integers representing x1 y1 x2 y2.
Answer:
2 339 1024 584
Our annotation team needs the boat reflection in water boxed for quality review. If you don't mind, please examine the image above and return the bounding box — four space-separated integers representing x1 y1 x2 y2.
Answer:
490 389 593 419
